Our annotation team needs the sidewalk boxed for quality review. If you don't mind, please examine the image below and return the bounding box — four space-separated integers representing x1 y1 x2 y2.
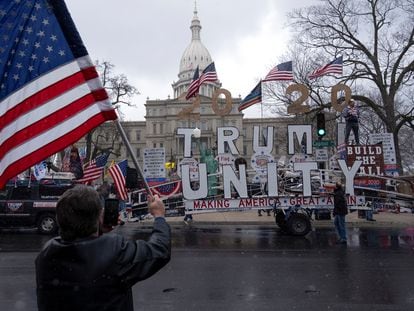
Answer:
139 210 414 228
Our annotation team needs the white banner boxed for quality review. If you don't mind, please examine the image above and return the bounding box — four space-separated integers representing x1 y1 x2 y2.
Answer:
184 196 365 213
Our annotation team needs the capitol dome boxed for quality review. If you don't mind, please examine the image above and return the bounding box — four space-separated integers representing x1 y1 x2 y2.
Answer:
179 9 212 76
172 5 221 99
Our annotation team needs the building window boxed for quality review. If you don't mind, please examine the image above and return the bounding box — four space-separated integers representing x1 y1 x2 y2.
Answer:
243 145 247 156
153 143 157 148
160 123 164 134
160 143 164 148
136 148 141 158
153 123 157 134
136 130 141 141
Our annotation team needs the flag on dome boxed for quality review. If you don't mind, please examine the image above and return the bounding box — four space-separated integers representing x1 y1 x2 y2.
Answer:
308 56 343 79
186 66 200 100
109 159 128 201
263 61 294 82
238 81 262 112
199 62 218 85
0 0 118 188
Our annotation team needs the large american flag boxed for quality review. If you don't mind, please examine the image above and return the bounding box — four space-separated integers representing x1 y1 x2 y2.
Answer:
185 65 199 100
109 159 128 201
263 61 294 82
0 0 117 188
308 56 343 79
76 153 109 184
238 80 262 112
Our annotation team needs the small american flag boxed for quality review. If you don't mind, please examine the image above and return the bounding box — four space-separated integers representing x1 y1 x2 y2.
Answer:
0 0 117 188
185 66 199 100
263 61 294 82
109 159 128 201
308 56 343 79
238 80 262 112
198 62 218 85
77 153 109 184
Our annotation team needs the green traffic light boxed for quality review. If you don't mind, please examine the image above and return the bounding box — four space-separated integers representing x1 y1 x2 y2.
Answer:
318 128 326 136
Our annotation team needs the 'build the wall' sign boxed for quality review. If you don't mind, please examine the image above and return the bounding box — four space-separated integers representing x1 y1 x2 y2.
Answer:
346 145 384 188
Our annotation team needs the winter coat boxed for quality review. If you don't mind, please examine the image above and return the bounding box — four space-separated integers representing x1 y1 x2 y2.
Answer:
36 217 171 311
333 186 348 216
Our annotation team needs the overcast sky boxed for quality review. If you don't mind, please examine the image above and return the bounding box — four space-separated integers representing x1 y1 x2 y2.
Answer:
65 0 316 120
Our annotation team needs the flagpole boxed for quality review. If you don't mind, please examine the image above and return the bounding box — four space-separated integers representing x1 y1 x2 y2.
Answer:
114 119 152 195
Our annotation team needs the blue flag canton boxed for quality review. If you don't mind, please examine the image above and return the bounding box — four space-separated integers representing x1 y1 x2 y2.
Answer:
0 0 74 101
117 160 128 177
95 153 109 168
277 61 292 71
331 56 343 65
202 62 216 74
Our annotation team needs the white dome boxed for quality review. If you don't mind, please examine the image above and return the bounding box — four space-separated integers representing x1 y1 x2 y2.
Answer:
172 6 221 99
179 40 212 75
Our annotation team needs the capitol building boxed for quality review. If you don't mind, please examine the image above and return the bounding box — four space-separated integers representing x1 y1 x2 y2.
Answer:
92 7 296 173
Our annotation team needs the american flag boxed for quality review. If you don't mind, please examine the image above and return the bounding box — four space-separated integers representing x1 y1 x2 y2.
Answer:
109 159 128 201
77 153 109 184
263 61 294 82
238 80 262 112
308 56 343 79
185 66 199 100
198 62 218 85
0 0 117 188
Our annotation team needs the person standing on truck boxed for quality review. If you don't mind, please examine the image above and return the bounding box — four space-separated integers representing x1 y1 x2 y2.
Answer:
35 185 171 311
333 182 348 244
342 99 360 145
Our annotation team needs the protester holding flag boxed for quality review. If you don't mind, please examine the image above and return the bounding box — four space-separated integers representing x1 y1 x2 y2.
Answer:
36 185 171 311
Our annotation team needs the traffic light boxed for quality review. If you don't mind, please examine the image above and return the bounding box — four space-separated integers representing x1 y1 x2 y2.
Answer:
316 113 326 137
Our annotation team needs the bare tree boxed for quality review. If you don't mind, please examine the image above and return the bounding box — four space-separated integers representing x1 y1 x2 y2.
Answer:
84 60 139 161
266 0 413 174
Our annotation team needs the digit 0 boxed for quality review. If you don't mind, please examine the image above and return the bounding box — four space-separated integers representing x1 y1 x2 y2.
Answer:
212 88 233 116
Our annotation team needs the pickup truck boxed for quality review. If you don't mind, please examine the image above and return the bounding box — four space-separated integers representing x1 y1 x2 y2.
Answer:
0 178 74 234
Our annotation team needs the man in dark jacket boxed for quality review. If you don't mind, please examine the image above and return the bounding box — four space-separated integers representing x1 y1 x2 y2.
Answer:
35 185 171 311
333 182 348 244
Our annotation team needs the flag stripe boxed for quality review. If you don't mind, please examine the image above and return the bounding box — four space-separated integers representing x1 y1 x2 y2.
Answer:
1 102 114 175
308 57 343 79
0 61 83 116
262 61 294 82
1 82 103 146
0 68 99 131
109 160 128 200
238 80 262 112
238 98 262 111
0 90 107 157
185 66 200 100
1 113 112 184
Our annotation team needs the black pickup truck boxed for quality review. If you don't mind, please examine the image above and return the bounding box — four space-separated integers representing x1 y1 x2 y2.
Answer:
0 178 74 234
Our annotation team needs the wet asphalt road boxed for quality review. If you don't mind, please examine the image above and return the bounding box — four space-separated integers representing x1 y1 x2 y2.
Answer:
0 224 414 311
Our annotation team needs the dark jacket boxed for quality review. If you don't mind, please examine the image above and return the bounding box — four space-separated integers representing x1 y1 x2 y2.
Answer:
333 186 348 216
36 217 171 311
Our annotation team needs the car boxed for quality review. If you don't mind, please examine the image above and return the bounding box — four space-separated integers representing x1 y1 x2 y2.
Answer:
0 175 74 234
